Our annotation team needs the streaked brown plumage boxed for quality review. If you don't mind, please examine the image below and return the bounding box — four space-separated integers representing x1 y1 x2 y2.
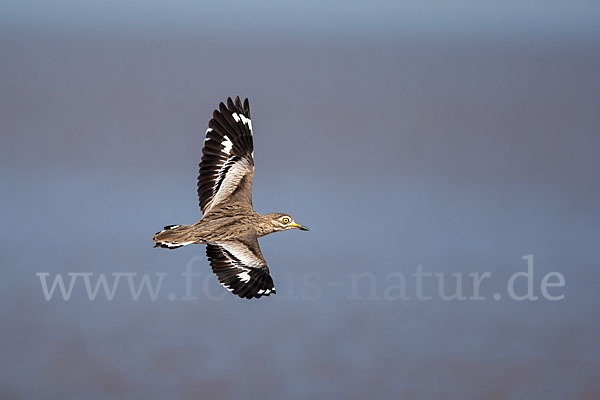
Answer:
152 97 309 299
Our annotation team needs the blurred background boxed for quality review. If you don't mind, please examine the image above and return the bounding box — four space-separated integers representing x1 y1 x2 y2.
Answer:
1 1 599 399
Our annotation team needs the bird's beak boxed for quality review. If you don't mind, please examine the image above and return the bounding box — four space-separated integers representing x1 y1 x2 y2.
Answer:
291 223 310 231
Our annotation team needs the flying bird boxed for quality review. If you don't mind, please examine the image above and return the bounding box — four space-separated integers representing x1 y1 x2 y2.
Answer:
153 96 309 299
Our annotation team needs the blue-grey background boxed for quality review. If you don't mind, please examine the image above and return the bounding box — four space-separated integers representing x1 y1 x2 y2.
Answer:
1 1 599 399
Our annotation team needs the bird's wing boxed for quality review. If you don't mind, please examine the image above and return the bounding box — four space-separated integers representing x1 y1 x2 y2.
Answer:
197 96 255 215
206 236 276 299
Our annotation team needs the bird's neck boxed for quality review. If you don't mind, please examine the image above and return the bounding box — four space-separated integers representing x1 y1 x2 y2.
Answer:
255 214 277 237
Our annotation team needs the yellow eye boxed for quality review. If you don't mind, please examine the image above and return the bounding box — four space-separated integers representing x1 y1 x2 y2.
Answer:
281 217 291 224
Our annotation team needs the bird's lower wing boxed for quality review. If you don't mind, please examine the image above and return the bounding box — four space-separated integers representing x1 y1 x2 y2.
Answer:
197 96 255 215
206 236 275 299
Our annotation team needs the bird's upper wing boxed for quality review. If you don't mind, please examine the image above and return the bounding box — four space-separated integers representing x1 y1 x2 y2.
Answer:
197 96 255 215
206 236 275 299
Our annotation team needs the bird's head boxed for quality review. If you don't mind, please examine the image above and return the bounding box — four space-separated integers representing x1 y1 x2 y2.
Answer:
265 213 310 232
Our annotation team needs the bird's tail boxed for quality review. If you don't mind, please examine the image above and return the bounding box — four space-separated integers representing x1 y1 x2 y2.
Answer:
153 224 195 249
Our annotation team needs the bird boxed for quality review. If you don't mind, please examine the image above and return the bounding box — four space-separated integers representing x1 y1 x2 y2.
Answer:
152 96 309 299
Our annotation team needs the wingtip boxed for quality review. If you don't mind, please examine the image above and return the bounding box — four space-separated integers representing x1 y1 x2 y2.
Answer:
233 95 242 110
219 102 228 114
227 97 235 110
221 96 249 115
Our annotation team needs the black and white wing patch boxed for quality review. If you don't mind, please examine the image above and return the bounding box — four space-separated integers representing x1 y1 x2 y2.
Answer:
198 96 255 214
206 237 275 299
